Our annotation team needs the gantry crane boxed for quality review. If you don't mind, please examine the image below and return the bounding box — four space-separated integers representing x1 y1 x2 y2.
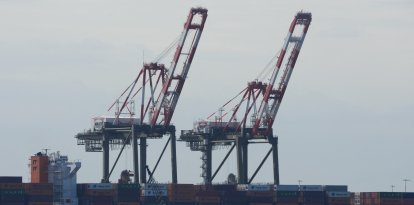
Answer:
180 11 312 185
76 7 208 183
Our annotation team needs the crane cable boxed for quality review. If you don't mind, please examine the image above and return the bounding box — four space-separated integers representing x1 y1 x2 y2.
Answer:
152 34 182 63
255 50 281 82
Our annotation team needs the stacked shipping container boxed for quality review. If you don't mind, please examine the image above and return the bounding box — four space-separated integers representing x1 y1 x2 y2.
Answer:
5 178 414 205
403 193 414 205
167 184 195 205
116 183 140 205
357 192 414 205
194 185 221 205
141 183 168 205
300 186 325 205
239 184 274 205
77 183 115 205
326 192 351 205
276 191 299 205
324 186 350 205
0 177 25 205
23 183 53 205
213 184 247 205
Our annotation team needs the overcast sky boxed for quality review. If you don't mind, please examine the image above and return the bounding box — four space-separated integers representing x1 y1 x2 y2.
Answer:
1 0 413 192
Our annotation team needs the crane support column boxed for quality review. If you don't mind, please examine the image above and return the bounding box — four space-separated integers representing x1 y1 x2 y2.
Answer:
271 136 279 185
132 126 139 183
242 138 248 183
201 138 212 184
171 130 178 184
236 137 244 183
140 137 147 183
102 134 110 183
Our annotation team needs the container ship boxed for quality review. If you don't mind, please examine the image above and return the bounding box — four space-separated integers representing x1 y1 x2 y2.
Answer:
1 151 413 205
2 7 412 205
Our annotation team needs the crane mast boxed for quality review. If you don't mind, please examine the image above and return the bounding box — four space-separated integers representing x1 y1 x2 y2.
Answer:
151 8 208 127
112 8 208 127
253 12 312 136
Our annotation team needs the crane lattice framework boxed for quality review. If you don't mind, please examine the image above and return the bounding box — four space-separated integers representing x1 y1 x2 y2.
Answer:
76 7 208 183
180 11 312 185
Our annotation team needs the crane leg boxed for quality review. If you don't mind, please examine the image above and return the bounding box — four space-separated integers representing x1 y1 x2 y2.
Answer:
140 137 147 183
171 131 178 184
271 137 279 185
242 139 248 183
236 138 244 183
132 127 139 183
102 134 110 183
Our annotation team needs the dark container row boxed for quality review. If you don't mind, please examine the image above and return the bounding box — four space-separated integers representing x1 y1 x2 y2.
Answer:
0 177 22 184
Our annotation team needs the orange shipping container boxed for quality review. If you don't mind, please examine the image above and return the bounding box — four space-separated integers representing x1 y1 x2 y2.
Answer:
168 184 195 202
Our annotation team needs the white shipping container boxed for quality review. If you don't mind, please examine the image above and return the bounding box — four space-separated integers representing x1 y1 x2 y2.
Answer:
87 183 113 190
142 189 168 196
237 184 248 191
275 185 299 191
248 184 272 191
327 192 351 198
300 185 323 191
142 183 168 190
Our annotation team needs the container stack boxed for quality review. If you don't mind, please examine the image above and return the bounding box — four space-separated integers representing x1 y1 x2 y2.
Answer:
403 193 414 205
77 183 115 205
167 184 195 205
275 191 299 205
275 185 299 205
0 177 25 205
300 185 325 205
194 185 221 205
241 184 274 205
360 192 402 205
140 183 168 205
116 183 140 205
325 192 351 205
324 185 350 205
23 183 54 205
213 184 247 205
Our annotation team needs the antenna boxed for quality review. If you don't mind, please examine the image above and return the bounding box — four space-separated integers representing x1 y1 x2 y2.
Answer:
42 148 50 155
403 178 410 192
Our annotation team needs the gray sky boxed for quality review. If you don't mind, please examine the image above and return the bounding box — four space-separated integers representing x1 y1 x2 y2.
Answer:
1 0 413 192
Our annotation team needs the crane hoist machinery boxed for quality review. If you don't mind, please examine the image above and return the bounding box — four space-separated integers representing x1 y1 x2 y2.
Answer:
180 11 312 185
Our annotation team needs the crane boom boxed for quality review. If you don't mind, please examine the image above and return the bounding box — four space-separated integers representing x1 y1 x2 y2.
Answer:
151 8 208 127
253 12 312 135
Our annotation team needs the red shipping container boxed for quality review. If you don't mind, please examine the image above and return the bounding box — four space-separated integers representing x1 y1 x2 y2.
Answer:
0 183 23 189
